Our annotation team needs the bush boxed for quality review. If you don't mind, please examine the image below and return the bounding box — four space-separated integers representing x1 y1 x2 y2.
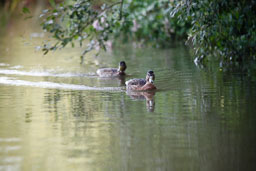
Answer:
41 0 256 68
118 0 190 46
40 0 190 60
171 0 256 66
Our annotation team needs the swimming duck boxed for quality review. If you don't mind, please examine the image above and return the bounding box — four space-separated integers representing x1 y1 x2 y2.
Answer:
96 61 127 77
125 70 157 91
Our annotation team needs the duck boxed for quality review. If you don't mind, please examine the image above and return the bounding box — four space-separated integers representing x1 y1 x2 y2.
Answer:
125 70 157 91
96 61 127 77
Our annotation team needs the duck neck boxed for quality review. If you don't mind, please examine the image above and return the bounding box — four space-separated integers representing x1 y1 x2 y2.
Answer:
118 70 125 75
145 82 156 88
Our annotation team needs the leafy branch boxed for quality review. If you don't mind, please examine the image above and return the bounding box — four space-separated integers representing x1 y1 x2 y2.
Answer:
40 0 190 63
41 0 123 61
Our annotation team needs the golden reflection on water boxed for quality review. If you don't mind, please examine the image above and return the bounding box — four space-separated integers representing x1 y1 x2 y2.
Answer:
0 11 119 170
0 87 121 170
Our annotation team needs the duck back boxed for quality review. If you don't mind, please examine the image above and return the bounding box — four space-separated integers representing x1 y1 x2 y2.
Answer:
125 78 146 86
97 68 119 77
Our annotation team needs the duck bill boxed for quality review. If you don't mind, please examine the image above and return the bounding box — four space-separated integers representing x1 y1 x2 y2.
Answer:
149 76 154 83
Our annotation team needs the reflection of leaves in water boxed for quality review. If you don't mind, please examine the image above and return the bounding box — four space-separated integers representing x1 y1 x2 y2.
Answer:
44 89 61 122
43 89 128 123
25 110 32 123
44 89 95 121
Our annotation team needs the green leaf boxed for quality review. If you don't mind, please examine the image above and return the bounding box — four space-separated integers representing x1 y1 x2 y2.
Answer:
43 49 49 55
49 0 56 8
22 7 30 14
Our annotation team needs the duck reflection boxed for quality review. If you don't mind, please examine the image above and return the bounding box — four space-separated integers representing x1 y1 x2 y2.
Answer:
116 76 126 86
126 91 156 112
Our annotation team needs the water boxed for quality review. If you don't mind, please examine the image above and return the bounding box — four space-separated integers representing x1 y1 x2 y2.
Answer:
0 14 256 171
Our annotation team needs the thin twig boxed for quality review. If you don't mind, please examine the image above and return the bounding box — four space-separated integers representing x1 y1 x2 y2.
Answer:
119 0 124 20
99 1 122 17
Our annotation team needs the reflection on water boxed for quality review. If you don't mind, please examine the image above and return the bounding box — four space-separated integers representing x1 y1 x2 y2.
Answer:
126 91 156 112
0 76 123 91
0 68 96 78
97 75 126 87
0 12 256 171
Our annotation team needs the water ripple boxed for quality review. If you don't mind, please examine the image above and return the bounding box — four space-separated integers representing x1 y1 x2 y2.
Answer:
0 63 10 67
0 77 123 91
0 69 96 78
0 138 21 142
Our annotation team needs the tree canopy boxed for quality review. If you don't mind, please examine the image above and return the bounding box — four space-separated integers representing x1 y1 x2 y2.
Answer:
40 0 256 68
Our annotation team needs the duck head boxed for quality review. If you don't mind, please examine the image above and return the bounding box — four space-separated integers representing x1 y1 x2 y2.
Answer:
118 61 127 73
146 70 155 83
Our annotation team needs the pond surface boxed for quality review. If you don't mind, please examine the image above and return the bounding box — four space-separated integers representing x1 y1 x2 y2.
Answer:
0 16 256 171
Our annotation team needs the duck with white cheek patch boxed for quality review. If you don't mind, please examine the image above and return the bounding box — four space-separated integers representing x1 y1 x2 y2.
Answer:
125 70 157 91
